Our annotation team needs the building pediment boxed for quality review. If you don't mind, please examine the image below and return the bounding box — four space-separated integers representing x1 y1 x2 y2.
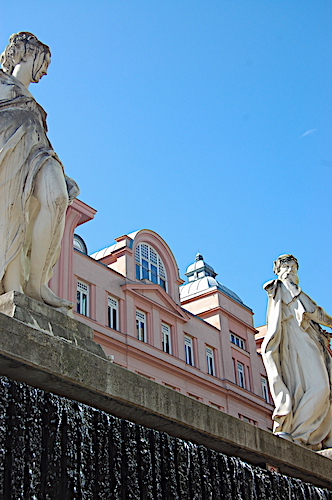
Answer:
121 283 190 322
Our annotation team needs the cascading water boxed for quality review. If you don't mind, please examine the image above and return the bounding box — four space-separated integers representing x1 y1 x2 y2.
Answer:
0 376 330 499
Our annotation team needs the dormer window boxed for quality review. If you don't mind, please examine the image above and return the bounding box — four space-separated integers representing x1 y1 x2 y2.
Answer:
135 243 167 291
73 234 88 254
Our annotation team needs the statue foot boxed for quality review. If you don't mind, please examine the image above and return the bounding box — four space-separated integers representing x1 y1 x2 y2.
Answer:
25 282 43 303
26 283 74 310
40 285 74 310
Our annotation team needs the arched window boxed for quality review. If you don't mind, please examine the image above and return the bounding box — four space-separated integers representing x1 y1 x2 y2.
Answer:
73 234 88 255
135 243 167 291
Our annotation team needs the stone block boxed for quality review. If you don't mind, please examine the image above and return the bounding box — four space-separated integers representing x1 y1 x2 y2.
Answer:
0 291 106 358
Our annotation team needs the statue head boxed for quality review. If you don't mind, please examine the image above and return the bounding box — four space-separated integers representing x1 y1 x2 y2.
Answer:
273 254 299 283
1 32 50 83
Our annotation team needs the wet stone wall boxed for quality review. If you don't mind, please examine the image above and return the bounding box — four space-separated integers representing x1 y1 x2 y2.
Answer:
0 376 330 500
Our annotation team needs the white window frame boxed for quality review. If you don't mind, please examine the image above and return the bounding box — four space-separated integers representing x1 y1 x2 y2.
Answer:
237 361 246 388
261 376 269 402
230 333 245 350
206 346 215 376
184 335 194 366
108 296 119 330
136 310 147 342
162 323 172 354
135 243 167 291
77 280 89 316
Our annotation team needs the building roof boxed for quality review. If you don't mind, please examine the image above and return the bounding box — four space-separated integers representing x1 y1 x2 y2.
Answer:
180 254 252 311
90 231 138 260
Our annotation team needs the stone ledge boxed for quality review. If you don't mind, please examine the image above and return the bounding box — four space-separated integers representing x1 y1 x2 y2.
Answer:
0 306 331 490
0 291 105 358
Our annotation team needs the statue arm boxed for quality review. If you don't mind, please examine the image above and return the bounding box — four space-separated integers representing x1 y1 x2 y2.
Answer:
305 306 332 330
263 279 279 298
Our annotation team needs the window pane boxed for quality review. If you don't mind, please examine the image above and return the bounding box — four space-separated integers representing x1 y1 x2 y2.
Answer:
237 362 245 388
185 337 194 365
135 246 140 263
151 265 158 283
141 244 149 259
142 259 149 279
262 377 269 402
136 311 146 342
162 324 171 354
139 321 145 341
150 247 158 264
82 293 87 316
77 291 81 313
136 264 141 280
163 335 170 354
206 347 215 376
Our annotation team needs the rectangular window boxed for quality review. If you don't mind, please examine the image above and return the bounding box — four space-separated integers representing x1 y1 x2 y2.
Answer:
136 310 146 342
162 323 172 354
210 402 223 410
261 376 269 402
108 296 118 330
184 336 194 366
206 346 215 376
239 414 257 426
163 382 180 392
77 280 89 316
237 362 246 388
230 333 245 350
187 393 201 401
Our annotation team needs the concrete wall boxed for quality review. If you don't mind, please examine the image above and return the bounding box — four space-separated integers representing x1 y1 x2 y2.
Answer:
0 300 331 491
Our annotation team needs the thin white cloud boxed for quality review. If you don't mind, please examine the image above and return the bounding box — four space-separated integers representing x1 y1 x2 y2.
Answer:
301 129 317 138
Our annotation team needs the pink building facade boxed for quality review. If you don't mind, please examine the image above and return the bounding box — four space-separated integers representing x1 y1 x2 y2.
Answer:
50 199 273 431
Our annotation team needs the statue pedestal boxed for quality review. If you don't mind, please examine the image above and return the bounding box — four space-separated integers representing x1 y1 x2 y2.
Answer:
0 292 331 489
0 291 106 358
317 449 332 460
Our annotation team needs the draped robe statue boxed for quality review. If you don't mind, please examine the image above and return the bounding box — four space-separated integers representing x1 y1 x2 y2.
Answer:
262 254 332 450
0 32 79 312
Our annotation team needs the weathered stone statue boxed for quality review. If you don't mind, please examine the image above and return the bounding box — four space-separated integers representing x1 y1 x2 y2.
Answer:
0 32 79 311
262 254 332 450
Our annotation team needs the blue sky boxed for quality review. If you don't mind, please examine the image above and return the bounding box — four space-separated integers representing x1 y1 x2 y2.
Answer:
1 1 331 327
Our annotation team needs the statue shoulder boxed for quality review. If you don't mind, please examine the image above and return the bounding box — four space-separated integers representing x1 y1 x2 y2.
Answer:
0 70 29 101
0 69 16 86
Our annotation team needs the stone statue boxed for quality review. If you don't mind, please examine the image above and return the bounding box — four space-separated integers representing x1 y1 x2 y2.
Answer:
0 32 79 311
262 254 332 450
